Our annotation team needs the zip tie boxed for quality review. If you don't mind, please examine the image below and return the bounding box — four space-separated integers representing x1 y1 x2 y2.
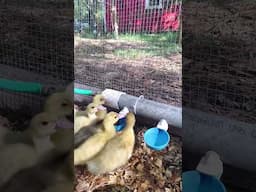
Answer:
133 95 144 114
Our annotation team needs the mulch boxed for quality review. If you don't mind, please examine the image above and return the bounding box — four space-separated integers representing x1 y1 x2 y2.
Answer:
74 126 182 192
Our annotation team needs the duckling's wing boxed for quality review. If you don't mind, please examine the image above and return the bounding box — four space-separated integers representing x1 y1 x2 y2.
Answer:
4 132 33 146
0 144 38 186
74 121 102 148
0 165 55 192
75 110 87 117
50 129 73 153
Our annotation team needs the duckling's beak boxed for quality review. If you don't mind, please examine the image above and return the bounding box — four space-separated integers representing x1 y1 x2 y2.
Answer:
118 113 125 119
97 105 107 111
56 116 74 129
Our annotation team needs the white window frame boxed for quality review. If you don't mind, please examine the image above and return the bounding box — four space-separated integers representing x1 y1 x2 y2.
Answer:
145 0 163 9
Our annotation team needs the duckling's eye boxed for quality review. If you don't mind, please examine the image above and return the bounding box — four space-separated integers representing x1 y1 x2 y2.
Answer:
41 121 49 126
61 103 68 107
91 106 95 109
100 98 104 101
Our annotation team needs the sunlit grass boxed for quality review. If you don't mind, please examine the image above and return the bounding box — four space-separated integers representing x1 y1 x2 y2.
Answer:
78 31 181 58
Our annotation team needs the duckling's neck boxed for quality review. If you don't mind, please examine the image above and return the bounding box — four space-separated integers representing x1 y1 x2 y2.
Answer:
33 136 53 153
120 126 135 144
31 134 54 157
103 122 116 134
87 113 97 119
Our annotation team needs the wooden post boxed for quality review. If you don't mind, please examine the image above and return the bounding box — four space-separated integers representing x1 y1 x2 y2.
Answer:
103 0 107 33
179 17 182 46
111 0 119 39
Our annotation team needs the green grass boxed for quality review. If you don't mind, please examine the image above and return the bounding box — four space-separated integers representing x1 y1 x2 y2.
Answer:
118 32 178 43
79 31 181 58
80 28 96 39
113 43 180 59
115 32 181 58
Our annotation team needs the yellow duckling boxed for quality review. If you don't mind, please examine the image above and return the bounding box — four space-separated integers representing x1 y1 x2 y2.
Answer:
44 92 73 129
74 112 119 165
74 103 101 134
86 112 136 175
0 112 57 186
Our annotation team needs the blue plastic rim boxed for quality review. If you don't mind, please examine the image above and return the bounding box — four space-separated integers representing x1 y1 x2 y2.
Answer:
143 127 170 151
115 117 126 132
183 171 226 192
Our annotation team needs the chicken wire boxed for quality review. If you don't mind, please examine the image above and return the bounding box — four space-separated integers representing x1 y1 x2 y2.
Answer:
75 0 182 107
0 1 73 113
183 1 256 123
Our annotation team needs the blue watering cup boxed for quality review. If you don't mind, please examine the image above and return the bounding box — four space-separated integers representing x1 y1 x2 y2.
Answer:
183 171 226 192
144 127 170 150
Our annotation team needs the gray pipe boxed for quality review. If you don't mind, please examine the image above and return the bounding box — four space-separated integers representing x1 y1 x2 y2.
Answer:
183 108 256 172
74 83 182 128
74 83 256 171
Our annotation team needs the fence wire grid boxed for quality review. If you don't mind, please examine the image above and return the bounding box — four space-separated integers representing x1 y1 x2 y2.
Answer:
183 1 256 123
0 1 73 113
75 0 182 107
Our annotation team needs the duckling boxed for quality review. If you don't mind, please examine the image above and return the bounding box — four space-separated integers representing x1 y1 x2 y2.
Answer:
54 152 74 182
74 107 128 147
0 164 56 192
74 120 103 148
26 112 57 160
74 106 79 117
4 112 56 144
4 112 56 156
74 103 100 134
44 92 73 129
74 112 119 165
75 94 106 118
0 152 72 191
50 129 73 154
93 94 105 106
0 143 38 186
74 105 109 147
42 181 73 192
75 103 98 118
92 94 107 120
0 112 56 184
75 95 108 135
74 113 106 146
40 152 73 192
86 112 136 175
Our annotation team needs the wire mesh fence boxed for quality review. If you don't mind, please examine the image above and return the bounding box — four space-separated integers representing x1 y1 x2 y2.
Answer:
183 1 256 123
0 1 73 113
75 0 182 106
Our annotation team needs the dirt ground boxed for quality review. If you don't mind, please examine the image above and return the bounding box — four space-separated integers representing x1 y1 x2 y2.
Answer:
74 36 182 107
183 1 256 123
0 4 73 81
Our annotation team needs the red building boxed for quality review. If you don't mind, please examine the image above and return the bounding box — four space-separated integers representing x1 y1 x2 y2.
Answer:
105 0 181 33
